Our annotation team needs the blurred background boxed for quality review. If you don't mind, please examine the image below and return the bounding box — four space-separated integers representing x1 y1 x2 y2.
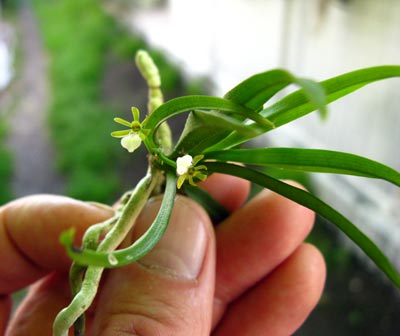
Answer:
1 0 399 334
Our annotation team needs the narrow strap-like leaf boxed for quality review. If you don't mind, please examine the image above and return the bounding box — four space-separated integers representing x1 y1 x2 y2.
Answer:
295 78 327 119
224 69 327 117
208 66 400 151
205 148 400 186
144 96 250 130
205 162 400 288
171 111 273 157
142 95 273 150
61 173 177 267
263 65 400 127
224 69 295 109
193 110 265 136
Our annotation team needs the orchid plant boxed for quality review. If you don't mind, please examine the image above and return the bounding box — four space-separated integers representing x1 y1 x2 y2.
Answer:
54 50 400 336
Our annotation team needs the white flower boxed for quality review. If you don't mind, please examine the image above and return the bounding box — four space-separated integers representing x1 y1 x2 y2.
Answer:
176 154 193 176
121 132 142 153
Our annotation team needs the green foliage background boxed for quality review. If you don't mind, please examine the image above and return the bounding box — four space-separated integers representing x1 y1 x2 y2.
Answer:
31 0 183 202
0 4 17 205
0 122 13 204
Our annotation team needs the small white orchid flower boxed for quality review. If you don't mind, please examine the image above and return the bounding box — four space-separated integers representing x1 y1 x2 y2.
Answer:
111 107 148 153
175 154 207 189
121 132 142 153
176 154 193 176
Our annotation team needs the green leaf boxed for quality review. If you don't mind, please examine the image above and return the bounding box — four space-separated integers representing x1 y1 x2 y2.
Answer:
224 69 326 116
171 111 271 157
194 110 264 136
263 65 400 127
171 112 232 157
224 69 294 109
204 148 400 186
208 66 400 151
62 173 177 267
144 95 251 131
295 78 327 119
205 162 400 288
59 227 76 248
142 95 272 150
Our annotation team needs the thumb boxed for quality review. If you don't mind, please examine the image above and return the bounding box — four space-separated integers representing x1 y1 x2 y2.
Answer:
90 195 216 336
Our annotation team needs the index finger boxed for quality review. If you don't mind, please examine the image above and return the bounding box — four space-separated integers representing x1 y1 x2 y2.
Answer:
0 195 113 294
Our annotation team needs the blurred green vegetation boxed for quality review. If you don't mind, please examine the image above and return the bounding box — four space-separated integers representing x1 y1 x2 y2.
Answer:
1 0 21 14
0 121 13 204
0 3 18 205
31 0 184 202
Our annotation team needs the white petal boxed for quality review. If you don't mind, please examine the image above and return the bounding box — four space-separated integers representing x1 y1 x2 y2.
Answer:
176 154 193 175
121 133 142 153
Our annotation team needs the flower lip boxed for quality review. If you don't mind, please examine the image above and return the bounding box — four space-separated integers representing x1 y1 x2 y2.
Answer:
121 132 142 153
176 154 193 175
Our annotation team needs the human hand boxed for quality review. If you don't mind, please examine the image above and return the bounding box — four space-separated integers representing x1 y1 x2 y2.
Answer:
1 174 325 335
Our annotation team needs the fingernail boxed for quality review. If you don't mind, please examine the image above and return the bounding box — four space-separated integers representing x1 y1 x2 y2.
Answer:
132 196 208 280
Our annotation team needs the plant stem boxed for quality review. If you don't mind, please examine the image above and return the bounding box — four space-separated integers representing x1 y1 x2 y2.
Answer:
53 170 162 336
70 215 119 335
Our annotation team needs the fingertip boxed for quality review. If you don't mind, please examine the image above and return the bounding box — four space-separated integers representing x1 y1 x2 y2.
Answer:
213 243 326 336
296 243 327 302
267 243 326 333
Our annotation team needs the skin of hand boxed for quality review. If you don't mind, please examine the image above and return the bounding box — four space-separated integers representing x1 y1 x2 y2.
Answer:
0 174 325 336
